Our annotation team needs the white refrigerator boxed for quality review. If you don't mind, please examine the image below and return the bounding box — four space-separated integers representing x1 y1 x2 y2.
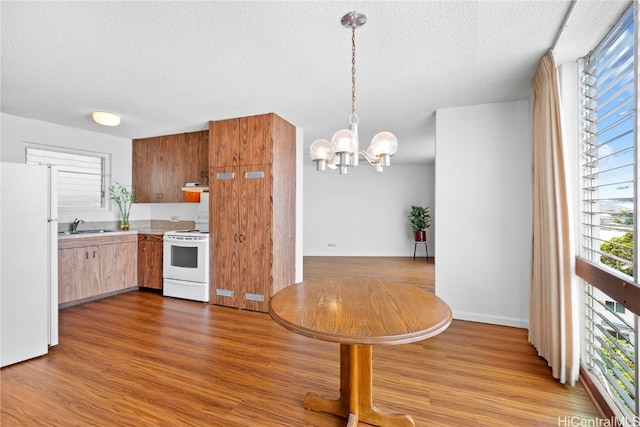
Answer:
1 162 59 367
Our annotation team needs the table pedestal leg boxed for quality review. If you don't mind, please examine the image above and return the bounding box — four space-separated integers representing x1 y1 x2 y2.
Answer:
304 344 415 427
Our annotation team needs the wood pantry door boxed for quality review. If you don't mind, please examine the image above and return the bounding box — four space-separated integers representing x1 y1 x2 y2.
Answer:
237 165 272 312
210 167 240 308
210 165 272 311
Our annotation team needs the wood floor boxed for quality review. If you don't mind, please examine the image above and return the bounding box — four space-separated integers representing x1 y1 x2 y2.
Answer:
303 256 435 292
1 257 598 426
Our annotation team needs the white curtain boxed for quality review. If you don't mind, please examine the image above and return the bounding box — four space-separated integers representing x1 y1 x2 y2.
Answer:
529 51 579 385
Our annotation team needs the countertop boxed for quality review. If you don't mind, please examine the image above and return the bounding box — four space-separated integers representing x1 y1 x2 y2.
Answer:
57 220 195 239
57 228 185 240
57 230 138 240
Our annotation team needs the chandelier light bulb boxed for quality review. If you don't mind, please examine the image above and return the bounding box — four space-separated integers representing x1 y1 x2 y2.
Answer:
369 131 399 157
331 129 358 154
309 139 332 160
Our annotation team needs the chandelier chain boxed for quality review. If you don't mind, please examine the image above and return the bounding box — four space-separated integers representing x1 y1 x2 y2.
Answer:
351 26 357 117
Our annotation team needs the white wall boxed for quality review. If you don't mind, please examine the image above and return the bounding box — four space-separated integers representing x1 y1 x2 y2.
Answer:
435 100 531 328
0 113 199 223
303 163 434 256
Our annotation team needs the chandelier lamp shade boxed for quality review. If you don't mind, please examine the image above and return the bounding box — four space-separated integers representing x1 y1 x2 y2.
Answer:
309 11 398 175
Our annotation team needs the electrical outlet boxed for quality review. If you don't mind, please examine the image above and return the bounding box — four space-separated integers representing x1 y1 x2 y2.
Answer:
170 216 180 223
328 243 336 247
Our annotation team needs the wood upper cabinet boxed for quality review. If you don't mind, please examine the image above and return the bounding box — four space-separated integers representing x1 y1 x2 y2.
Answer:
133 130 208 203
209 113 296 313
132 136 163 202
58 234 138 305
137 233 164 290
209 114 274 167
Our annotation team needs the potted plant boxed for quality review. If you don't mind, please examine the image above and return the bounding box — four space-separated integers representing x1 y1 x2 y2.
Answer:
408 205 431 242
109 182 135 230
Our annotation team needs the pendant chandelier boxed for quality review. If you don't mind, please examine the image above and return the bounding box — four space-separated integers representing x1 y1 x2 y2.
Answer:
309 11 398 175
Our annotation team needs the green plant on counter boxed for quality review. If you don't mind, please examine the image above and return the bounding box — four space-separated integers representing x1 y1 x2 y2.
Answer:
109 182 135 230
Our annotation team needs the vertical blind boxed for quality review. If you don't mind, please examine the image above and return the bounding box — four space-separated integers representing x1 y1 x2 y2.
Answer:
25 146 106 209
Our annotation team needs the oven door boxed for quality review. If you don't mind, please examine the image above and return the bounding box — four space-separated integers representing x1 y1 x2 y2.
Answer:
163 236 209 284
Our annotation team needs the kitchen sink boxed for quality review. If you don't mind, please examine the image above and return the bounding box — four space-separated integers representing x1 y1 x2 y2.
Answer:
59 229 117 235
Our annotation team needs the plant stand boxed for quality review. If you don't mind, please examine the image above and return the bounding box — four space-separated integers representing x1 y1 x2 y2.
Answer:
413 241 428 260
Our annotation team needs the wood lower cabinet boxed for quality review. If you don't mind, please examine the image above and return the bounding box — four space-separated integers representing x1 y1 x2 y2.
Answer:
209 113 296 313
133 130 208 203
58 246 100 303
58 234 138 305
137 233 163 290
100 241 137 294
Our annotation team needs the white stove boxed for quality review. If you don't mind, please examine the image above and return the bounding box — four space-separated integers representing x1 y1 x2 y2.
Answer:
163 230 210 302
162 191 210 302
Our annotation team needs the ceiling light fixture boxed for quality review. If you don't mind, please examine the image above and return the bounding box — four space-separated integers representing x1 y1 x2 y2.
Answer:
92 111 121 127
309 11 398 175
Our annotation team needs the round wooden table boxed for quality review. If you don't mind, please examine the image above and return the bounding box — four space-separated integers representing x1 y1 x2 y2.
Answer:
269 276 452 427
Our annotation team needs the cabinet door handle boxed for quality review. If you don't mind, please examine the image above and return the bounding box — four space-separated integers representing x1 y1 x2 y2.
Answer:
234 233 238 242
86 251 89 259
239 233 245 243
93 250 96 258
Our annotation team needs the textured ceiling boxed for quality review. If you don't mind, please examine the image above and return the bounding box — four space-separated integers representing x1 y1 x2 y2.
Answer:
0 1 631 164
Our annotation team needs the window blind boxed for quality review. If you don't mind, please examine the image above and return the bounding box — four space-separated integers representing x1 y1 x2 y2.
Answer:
25 146 106 209
581 6 635 278
580 5 638 423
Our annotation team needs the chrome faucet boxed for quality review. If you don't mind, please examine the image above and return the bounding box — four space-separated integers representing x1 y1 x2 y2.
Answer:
71 218 84 232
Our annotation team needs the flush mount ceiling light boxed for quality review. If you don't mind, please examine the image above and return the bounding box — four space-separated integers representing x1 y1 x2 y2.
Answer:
309 11 398 175
92 111 121 127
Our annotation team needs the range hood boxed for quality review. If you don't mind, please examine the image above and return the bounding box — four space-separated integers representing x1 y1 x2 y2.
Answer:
182 182 209 192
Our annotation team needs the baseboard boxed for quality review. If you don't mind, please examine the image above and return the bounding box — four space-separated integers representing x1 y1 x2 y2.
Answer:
58 286 138 310
451 310 529 328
